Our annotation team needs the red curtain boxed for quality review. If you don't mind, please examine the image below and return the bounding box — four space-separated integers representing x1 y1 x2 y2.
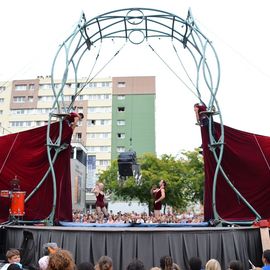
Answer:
0 121 73 222
202 122 270 221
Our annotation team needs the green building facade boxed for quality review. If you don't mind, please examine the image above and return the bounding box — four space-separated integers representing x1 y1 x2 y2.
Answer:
111 76 156 160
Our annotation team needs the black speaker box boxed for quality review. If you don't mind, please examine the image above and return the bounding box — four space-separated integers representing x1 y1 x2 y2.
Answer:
118 162 133 176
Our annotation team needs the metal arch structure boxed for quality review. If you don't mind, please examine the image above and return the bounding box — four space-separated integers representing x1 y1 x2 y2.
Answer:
46 7 260 225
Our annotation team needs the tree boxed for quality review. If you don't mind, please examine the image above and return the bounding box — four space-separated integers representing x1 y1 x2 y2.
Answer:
98 149 204 212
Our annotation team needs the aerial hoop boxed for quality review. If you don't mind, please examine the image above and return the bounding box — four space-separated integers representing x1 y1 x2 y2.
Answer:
46 7 260 225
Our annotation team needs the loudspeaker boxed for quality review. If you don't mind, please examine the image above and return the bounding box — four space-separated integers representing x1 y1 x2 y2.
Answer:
118 151 137 177
118 162 133 176
118 151 136 163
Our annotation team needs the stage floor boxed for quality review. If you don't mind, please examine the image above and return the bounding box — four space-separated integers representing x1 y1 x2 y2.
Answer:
3 225 264 270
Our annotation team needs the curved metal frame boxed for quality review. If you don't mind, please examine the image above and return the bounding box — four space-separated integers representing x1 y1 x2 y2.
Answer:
39 7 260 225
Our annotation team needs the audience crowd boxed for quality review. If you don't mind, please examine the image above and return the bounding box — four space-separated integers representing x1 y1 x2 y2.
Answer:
1 246 270 270
72 210 205 224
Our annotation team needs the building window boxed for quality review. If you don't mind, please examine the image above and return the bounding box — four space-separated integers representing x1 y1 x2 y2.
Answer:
11 109 26 115
117 82 126 88
10 121 33 127
0 110 3 115
77 107 84 113
64 96 72 101
38 96 55 102
96 160 110 166
88 82 97 88
13 96 26 103
117 133 125 139
39 84 52 90
0 98 4 103
28 96 34 102
0 86 6 92
15 84 27 91
87 132 111 139
29 84 35 90
87 146 111 153
88 107 111 113
89 120 96 126
74 132 82 142
86 94 111 100
117 107 125 112
100 120 107 125
101 82 111 88
117 95 125 100
117 146 125 153
54 83 61 89
87 120 111 127
77 120 83 127
117 120 125 126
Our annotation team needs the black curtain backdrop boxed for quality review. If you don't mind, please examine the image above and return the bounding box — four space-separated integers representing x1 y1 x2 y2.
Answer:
5 226 263 270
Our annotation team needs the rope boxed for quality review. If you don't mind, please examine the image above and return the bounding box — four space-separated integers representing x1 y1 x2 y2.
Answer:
68 41 103 110
253 134 270 172
147 43 200 100
0 132 20 175
89 42 126 81
171 42 197 90
69 41 126 108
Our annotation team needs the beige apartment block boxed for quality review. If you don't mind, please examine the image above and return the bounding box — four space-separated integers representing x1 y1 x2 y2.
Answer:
0 76 113 175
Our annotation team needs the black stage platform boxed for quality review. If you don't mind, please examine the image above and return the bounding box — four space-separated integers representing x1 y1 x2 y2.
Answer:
2 225 264 270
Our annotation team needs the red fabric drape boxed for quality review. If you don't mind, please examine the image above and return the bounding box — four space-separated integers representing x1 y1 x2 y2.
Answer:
202 122 270 221
0 121 73 222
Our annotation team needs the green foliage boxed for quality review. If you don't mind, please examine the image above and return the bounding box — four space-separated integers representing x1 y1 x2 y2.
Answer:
98 149 204 211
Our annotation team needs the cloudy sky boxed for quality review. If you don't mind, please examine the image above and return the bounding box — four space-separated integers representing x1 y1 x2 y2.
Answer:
1 1 270 156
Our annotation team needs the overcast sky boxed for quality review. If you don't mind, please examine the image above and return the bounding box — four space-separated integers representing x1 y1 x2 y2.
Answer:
1 1 270 156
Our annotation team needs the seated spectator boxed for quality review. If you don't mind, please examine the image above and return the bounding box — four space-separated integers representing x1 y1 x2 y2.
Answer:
262 250 270 270
205 259 221 270
96 256 113 270
254 249 270 270
126 259 145 270
189 257 202 270
228 260 243 270
77 262 94 270
160 256 173 270
47 249 75 270
7 265 21 270
38 243 59 270
38 256 49 270
1 249 22 270
172 263 181 270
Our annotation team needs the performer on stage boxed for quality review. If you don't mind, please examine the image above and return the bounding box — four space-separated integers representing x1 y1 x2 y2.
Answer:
151 179 166 218
92 182 108 218
194 103 207 126
65 111 84 131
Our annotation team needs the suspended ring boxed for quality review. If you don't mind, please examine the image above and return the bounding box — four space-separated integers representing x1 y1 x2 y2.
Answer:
126 9 145 25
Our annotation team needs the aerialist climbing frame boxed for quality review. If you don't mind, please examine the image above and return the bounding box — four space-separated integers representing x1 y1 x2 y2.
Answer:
45 7 261 224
